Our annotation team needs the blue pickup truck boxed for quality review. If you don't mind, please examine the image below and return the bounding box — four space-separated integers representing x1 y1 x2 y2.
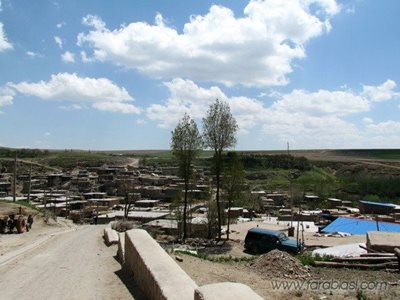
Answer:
244 227 303 255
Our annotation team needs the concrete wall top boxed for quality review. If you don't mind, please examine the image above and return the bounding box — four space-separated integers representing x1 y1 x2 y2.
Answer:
126 229 198 299
104 228 119 246
367 231 400 252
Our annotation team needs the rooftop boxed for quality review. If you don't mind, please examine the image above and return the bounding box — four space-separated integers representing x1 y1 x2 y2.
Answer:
248 227 283 237
322 217 400 235
359 200 397 208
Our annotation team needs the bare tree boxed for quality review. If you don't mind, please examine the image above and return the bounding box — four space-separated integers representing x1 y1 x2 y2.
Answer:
223 152 245 240
203 99 238 240
171 114 203 240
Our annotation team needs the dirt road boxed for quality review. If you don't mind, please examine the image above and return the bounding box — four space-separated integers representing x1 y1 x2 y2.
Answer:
0 225 143 300
127 157 140 168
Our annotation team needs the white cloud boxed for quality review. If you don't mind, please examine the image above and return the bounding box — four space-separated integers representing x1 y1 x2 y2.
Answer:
56 22 66 28
0 22 13 52
93 101 141 114
345 6 355 14
147 78 369 128
271 89 370 116
54 36 63 48
362 79 399 102
77 0 340 87
147 78 400 148
44 132 51 136
6 73 140 114
0 86 15 112
310 0 341 15
9 73 132 102
362 117 374 125
80 50 94 63
59 104 86 111
365 120 400 135
52 1 60 9
257 92 267 98
147 78 265 132
358 120 400 148
147 78 226 128
26 51 40 58
261 113 362 148
82 14 106 30
61 51 75 63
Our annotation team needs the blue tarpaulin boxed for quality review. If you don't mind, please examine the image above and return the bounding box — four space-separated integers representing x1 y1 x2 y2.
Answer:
321 217 400 235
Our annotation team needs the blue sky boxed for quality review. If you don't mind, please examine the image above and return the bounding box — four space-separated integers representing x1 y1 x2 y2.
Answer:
0 0 399 150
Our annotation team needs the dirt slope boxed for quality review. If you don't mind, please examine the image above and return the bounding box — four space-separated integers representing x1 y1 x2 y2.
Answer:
0 225 143 300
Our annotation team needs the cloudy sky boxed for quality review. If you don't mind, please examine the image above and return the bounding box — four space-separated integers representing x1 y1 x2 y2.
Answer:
0 0 399 150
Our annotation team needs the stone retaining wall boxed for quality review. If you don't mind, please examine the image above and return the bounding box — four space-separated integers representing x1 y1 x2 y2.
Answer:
117 232 125 264
123 229 264 299
103 228 119 246
125 229 198 300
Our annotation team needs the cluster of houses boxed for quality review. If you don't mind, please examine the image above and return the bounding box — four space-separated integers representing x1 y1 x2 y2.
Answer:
2 163 400 238
251 190 400 232
0 164 217 237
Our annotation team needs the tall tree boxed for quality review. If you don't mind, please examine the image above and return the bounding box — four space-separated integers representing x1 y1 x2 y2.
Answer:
171 114 203 239
13 152 17 202
203 99 238 240
223 152 245 240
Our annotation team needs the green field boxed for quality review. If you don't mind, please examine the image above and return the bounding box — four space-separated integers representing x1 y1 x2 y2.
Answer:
333 149 400 160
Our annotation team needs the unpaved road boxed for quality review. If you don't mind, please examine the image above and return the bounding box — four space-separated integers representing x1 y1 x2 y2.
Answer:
0 225 143 300
126 157 140 168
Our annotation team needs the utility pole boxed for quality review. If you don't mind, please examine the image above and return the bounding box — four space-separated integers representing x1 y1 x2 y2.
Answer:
296 203 301 249
66 190 69 219
27 163 32 203
13 152 17 202
44 185 47 209
375 215 380 231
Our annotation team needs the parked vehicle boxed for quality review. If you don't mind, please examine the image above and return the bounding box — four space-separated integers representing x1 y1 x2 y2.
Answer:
244 227 302 254
0 214 26 234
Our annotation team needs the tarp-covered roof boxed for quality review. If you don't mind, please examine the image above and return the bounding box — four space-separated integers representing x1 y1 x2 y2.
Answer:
359 200 397 208
321 217 400 235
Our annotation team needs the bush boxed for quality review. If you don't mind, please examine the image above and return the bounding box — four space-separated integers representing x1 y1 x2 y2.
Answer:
297 252 333 266
241 154 312 171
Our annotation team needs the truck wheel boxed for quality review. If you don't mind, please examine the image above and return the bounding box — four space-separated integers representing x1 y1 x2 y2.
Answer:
16 217 26 234
251 244 260 254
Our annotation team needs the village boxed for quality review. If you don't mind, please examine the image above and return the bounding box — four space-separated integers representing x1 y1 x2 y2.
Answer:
2 0 400 298
1 151 400 299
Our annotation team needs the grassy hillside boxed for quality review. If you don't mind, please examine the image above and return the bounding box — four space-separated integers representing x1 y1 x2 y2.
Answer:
39 151 128 169
333 149 400 160
1 146 400 203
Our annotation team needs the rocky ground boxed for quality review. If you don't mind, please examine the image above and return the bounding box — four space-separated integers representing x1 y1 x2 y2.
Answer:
172 219 400 299
174 250 400 300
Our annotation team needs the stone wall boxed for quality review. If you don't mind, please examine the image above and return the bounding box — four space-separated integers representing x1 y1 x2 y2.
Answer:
103 228 119 246
123 229 264 300
124 229 198 300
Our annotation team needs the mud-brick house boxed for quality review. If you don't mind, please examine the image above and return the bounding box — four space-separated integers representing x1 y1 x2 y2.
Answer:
359 200 399 216
87 197 120 208
0 181 11 196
